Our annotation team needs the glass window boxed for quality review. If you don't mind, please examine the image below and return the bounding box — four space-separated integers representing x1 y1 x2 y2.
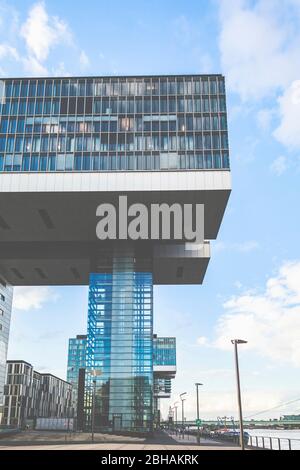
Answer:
20 81 29 97
30 155 39 171
210 80 217 94
222 152 230 168
6 137 14 152
212 134 220 149
53 81 61 97
219 97 226 112
22 154 30 171
19 100 27 115
29 80 36 97
204 153 212 169
221 133 229 149
15 137 23 152
13 154 22 171
56 154 65 170
195 153 204 169
48 154 56 171
194 99 201 112
0 118 8 133
177 98 184 112
202 80 209 94
39 155 47 171
82 155 90 170
202 98 210 112
4 154 13 171
211 97 218 112
17 118 25 133
220 115 227 130
37 81 45 97
213 153 221 169
212 116 219 130
12 82 20 97
27 100 35 115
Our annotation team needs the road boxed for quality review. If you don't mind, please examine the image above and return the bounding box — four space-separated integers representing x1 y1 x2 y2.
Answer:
0 430 241 451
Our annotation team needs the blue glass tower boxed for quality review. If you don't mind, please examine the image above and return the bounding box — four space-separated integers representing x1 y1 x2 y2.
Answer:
85 246 153 433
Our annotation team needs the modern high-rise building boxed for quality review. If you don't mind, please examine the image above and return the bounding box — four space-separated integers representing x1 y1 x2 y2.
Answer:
0 279 13 421
2 360 73 427
0 74 231 434
67 334 87 419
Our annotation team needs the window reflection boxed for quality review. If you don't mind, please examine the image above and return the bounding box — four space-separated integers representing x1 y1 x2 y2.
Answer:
0 75 229 172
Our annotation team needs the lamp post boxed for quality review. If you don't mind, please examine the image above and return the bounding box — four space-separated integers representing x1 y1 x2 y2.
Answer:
180 392 187 432
231 339 247 450
195 383 203 445
91 379 96 442
173 401 179 428
90 369 102 442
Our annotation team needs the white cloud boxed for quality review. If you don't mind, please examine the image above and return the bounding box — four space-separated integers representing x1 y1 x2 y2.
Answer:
213 260 300 367
20 1 72 62
270 155 288 176
52 61 71 77
218 0 300 100
22 55 48 76
13 286 58 311
0 44 19 61
273 80 300 150
79 50 90 69
196 336 208 346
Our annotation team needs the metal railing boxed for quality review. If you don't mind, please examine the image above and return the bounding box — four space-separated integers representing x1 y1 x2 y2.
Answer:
248 435 300 450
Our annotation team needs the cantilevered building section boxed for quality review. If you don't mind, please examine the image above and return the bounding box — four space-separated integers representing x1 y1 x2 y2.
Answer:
0 74 231 433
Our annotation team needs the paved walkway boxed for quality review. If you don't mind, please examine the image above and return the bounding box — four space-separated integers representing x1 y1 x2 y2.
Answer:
0 430 241 451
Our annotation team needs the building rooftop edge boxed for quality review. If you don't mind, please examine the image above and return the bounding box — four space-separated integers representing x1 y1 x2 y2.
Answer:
6 359 32 366
1 73 225 81
6 360 72 385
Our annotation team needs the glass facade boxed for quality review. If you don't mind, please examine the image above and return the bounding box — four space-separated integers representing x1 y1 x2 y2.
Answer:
85 246 153 433
0 75 229 173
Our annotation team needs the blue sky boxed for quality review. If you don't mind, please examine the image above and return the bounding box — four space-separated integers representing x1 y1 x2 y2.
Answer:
2 0 300 420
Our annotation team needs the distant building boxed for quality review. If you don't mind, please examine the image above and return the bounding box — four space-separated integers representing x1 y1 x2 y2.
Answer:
0 279 13 421
2 360 73 427
280 415 300 421
67 334 87 425
153 335 176 424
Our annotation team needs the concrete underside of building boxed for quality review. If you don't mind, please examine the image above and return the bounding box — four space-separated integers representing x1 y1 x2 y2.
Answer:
0 170 230 286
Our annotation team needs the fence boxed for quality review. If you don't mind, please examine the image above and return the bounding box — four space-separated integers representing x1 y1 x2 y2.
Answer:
248 435 300 450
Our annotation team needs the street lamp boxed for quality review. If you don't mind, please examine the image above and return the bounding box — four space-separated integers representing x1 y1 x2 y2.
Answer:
89 369 102 442
231 339 247 450
91 379 96 442
195 383 203 445
180 392 187 429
